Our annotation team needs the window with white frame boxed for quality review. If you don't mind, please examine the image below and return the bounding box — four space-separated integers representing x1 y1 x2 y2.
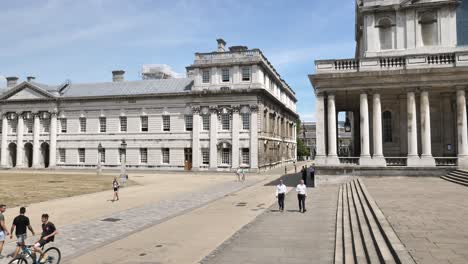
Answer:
60 118 67 133
25 118 33 133
185 115 193 131
140 148 148 163
163 115 170 131
383 111 393 143
242 113 250 130
202 148 209 165
100 148 106 163
141 116 148 132
119 149 126 163
221 148 231 165
377 17 394 50
420 12 438 46
59 148 66 163
222 68 230 82
162 148 170 164
99 117 106 133
79 117 86 133
242 67 251 81
120 116 127 132
202 115 210 131
221 114 230 130
202 69 210 83
78 148 85 163
8 119 17 134
241 148 250 165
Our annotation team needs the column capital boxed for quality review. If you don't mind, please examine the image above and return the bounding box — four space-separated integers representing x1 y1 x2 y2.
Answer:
209 105 218 114
250 105 259 113
455 85 467 91
191 106 201 114
232 105 241 113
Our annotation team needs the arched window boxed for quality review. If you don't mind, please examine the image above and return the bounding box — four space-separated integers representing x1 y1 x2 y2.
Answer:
420 12 438 46
382 111 392 143
377 18 394 50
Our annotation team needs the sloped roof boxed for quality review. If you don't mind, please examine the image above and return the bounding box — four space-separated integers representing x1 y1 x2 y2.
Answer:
58 78 193 98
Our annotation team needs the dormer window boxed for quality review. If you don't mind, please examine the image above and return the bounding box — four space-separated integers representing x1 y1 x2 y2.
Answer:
377 17 394 50
419 12 438 46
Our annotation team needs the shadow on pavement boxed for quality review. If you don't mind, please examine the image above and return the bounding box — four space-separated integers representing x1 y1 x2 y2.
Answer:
264 172 315 188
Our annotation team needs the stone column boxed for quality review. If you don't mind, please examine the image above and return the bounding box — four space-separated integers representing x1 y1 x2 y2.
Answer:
0 114 7 167
191 107 200 170
250 105 259 171
16 114 24 168
49 112 58 168
407 91 421 166
457 89 468 168
420 90 435 166
359 93 373 165
209 107 218 169
32 113 40 168
372 93 386 166
232 106 240 169
327 94 339 165
315 93 327 165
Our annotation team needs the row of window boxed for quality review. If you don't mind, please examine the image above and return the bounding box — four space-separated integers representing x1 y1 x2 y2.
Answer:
202 66 251 84
199 148 250 165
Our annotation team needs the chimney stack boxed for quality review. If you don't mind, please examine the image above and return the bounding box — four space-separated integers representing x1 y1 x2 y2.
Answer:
217 38 226 52
6 76 19 88
27 76 36 82
112 70 125 82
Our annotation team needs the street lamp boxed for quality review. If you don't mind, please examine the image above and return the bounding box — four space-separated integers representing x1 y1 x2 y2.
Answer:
120 139 127 184
97 143 103 176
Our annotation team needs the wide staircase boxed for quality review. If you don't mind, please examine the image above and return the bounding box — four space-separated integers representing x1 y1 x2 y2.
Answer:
441 169 468 186
334 179 415 264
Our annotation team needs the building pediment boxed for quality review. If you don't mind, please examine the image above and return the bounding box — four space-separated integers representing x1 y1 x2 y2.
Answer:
0 82 56 101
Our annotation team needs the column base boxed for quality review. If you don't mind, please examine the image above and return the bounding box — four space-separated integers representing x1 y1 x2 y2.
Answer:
326 155 340 166
457 155 468 169
314 155 327 166
420 155 436 167
407 155 421 167
359 155 374 166
370 155 387 167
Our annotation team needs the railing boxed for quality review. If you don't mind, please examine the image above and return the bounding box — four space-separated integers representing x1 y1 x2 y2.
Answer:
339 157 360 165
435 157 458 167
315 51 468 73
385 157 408 167
195 49 261 60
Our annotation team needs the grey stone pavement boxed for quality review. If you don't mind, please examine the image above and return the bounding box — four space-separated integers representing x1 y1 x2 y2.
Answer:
201 185 339 264
0 178 260 264
364 177 468 264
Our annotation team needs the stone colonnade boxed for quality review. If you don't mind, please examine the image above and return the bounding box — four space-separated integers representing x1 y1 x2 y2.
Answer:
0 111 57 168
315 89 468 167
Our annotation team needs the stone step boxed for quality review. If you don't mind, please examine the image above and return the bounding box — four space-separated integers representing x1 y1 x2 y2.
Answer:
441 175 468 187
448 170 468 178
334 185 344 264
343 184 354 263
445 173 468 183
346 182 367 263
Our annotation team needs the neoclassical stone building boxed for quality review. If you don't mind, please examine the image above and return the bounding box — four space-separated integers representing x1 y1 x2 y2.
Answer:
1 39 297 171
310 0 468 175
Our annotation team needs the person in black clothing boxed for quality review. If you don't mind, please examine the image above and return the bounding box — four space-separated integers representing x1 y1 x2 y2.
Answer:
301 166 307 185
34 214 58 264
10 207 35 258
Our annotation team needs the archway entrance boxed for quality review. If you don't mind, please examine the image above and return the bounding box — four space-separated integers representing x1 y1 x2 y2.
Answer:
24 143 33 168
40 142 50 168
8 143 17 168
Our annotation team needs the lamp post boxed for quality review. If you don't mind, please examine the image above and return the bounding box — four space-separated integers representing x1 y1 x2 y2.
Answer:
97 143 103 176
120 139 127 184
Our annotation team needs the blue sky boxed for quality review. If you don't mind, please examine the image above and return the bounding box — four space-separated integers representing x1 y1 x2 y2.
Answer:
0 0 356 121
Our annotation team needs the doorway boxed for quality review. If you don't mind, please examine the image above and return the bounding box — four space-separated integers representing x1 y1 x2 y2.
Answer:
184 148 192 170
41 142 50 168
8 143 16 168
24 143 33 168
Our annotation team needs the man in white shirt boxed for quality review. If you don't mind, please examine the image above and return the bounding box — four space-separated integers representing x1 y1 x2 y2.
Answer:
296 180 307 213
275 180 287 212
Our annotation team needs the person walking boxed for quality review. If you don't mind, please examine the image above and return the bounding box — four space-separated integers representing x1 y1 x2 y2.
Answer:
112 177 120 202
10 207 35 259
275 180 287 212
301 166 307 186
296 180 307 213
310 166 315 187
0 204 10 259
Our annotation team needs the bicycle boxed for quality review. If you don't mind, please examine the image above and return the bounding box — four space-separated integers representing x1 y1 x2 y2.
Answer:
8 244 61 264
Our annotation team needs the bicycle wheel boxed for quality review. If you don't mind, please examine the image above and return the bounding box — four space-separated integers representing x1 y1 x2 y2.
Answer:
8 257 28 264
43 247 61 264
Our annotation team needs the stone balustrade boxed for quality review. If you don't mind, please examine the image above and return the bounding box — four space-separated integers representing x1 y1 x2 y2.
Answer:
315 51 468 73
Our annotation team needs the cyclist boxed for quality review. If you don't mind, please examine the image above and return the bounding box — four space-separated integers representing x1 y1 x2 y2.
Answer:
10 207 35 259
33 214 58 264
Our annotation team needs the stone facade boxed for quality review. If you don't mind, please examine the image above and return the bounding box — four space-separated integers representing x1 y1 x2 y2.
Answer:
1 40 298 172
309 0 468 170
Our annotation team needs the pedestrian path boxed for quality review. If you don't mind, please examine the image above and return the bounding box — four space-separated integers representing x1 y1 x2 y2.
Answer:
201 185 339 264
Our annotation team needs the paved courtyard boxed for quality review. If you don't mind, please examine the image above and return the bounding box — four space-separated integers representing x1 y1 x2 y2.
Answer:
364 177 468 264
201 184 338 264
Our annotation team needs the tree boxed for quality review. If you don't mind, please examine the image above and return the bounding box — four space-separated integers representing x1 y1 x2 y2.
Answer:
296 119 310 157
